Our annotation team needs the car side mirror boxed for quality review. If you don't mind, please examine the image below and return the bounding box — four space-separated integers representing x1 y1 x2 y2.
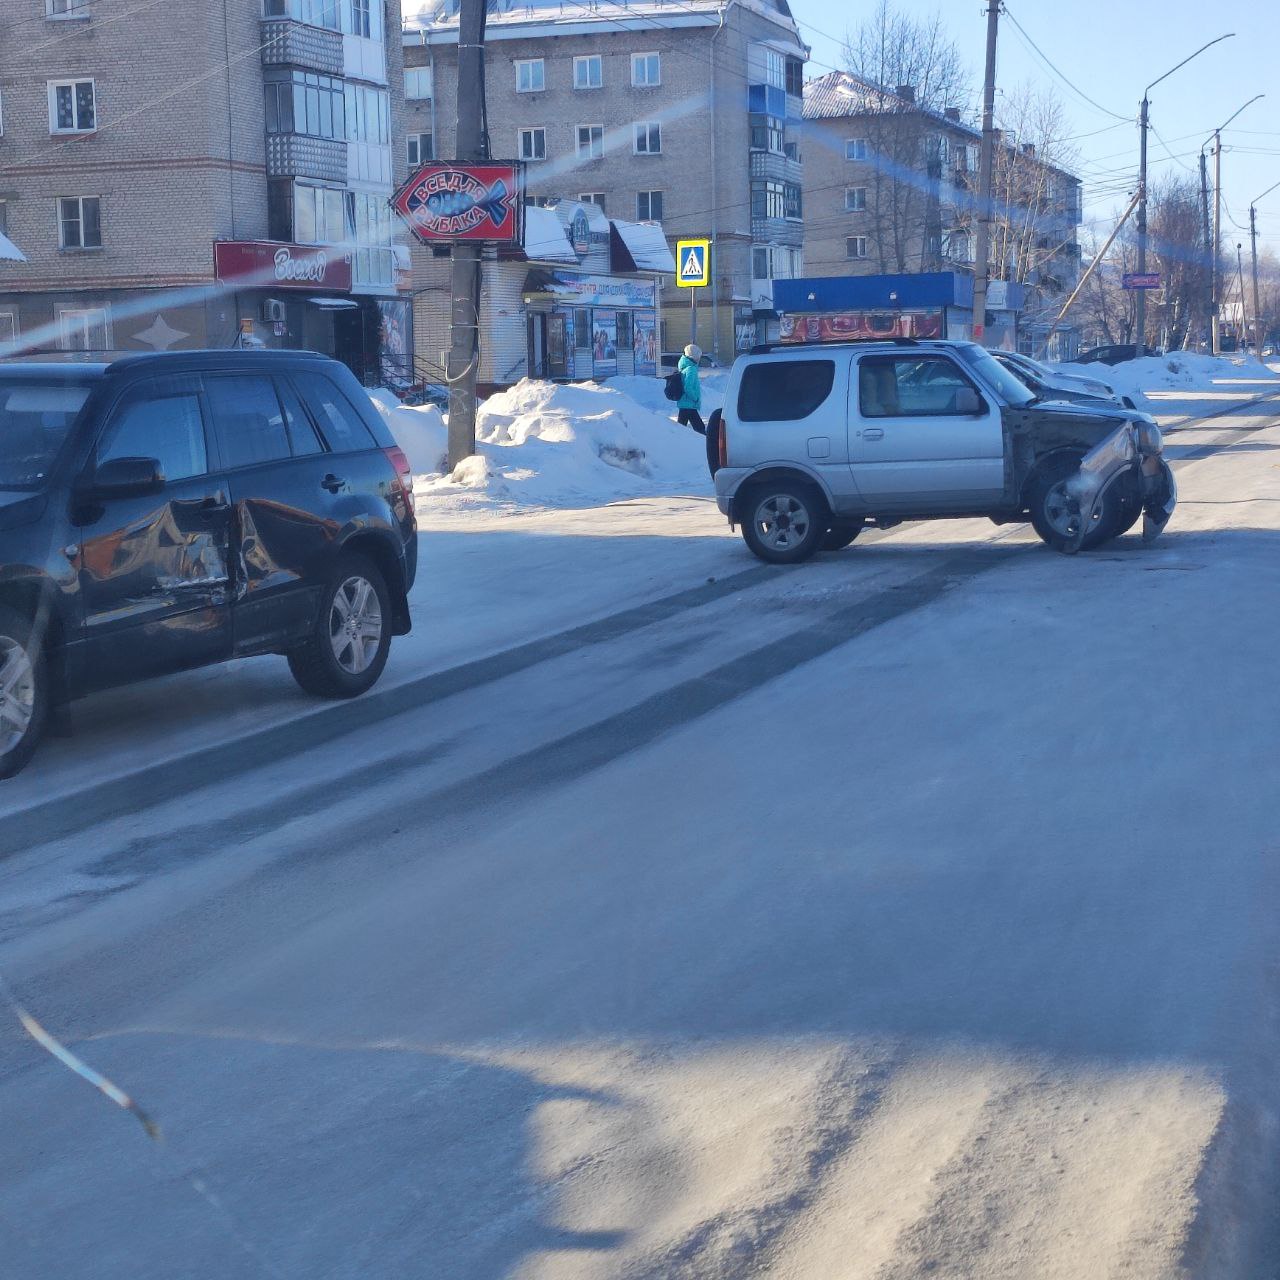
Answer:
955 387 984 415
88 456 164 499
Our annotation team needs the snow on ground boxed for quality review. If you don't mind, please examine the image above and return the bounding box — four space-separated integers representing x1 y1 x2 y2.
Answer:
1052 351 1280 411
371 374 725 511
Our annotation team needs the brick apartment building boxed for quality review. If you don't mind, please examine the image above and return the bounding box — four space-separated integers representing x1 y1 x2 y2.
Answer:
801 70 1084 356
0 0 411 383
402 0 808 362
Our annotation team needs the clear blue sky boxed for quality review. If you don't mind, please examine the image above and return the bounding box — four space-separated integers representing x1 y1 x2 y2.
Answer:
794 0 1280 254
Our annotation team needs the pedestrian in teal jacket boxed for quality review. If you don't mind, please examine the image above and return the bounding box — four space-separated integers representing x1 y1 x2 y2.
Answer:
676 344 705 433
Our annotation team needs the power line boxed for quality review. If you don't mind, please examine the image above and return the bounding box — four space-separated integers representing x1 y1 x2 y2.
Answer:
1001 6 1130 123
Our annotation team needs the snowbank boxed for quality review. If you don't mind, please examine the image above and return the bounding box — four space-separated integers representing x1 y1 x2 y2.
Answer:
1052 351 1280 403
376 378 713 511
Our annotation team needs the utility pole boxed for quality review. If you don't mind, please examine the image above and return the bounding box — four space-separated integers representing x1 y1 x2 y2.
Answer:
1236 242 1248 350
446 0 488 468
970 0 1000 346
1211 132 1223 354
1199 149 1212 346
1250 206 1261 354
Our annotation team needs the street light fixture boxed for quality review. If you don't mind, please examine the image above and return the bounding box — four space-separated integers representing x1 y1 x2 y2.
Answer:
1135 33 1235 357
1198 93 1265 353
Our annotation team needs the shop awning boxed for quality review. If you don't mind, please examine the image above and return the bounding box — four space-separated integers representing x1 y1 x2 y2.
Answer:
523 206 579 264
306 296 359 309
610 220 675 274
0 231 27 263
521 268 557 298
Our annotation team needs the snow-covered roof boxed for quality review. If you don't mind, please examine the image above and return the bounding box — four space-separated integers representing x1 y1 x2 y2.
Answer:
0 231 26 263
523 204 579 263
803 70 981 144
610 220 675 273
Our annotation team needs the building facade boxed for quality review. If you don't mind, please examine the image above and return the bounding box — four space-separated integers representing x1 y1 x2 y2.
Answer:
801 71 1083 356
402 0 807 363
0 0 411 383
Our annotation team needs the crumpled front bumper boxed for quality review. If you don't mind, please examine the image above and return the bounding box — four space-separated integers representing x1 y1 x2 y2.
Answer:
1062 423 1176 553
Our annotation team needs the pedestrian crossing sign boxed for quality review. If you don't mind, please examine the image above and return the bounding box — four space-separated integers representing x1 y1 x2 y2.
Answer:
676 238 710 288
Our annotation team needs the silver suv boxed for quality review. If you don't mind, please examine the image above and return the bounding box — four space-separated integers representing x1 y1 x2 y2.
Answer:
712 338 1176 563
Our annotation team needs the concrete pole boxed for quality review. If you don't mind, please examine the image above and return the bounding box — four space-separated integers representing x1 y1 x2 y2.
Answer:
1250 205 1262 354
970 0 1000 345
1134 97 1151 355
1199 150 1212 346
446 0 487 468
1212 132 1222 355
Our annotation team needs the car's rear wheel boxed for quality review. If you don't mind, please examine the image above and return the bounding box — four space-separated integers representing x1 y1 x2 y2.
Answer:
288 554 392 698
0 606 48 780
740 484 826 564
821 523 863 551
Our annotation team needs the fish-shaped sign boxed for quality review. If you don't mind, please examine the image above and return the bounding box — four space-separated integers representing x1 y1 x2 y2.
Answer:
391 163 523 243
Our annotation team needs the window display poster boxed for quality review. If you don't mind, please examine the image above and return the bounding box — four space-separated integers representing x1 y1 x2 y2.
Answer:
633 311 657 375
592 308 618 376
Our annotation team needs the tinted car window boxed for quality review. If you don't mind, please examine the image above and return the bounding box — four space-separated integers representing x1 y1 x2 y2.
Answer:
0 377 93 489
737 360 835 422
204 375 291 469
276 377 326 457
860 356 979 418
294 373 376 452
99 381 207 481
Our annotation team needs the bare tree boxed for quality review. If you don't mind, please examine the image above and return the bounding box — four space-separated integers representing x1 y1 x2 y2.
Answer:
1146 175 1210 350
844 2 971 272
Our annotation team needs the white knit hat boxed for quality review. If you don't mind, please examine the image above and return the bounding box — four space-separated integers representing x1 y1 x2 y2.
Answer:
684 343 702 360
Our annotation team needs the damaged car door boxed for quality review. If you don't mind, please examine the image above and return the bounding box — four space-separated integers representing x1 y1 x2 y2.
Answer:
74 374 233 690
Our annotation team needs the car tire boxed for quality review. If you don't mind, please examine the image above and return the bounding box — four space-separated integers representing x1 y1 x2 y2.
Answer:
1028 455 1119 553
740 483 827 565
821 523 863 551
0 605 49 780
287 554 393 698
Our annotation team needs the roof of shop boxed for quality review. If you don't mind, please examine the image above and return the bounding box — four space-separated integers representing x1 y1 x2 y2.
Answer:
0 231 27 263
522 205 580 264
610 220 676 273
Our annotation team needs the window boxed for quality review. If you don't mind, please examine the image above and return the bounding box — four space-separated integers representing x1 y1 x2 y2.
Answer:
48 79 95 133
858 355 979 419
737 360 835 422
751 181 785 220
846 236 868 259
573 55 602 89
276 378 325 456
576 124 603 159
405 67 432 100
524 194 555 208
294 374 376 452
99 384 206 481
784 182 801 220
845 138 868 161
349 191 394 287
269 0 339 28
578 192 606 210
0 313 15 351
752 247 768 279
204 376 291 469
46 0 90 17
340 0 380 38
785 57 803 97
348 0 370 37
0 201 7 235
574 308 591 350
948 231 971 263
749 115 783 153
518 127 546 161
760 47 785 89
616 311 632 350
292 184 347 244
636 190 662 221
631 52 660 86
634 122 661 154
845 187 867 212
265 71 346 140
407 132 433 166
516 59 545 92
58 196 101 249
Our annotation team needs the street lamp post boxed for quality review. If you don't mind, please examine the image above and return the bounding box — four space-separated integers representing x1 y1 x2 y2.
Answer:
1135 34 1235 357
1199 94 1265 354
1249 177 1280 356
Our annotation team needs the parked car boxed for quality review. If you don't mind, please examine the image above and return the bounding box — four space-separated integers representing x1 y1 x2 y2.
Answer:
1074 344 1161 366
714 338 1175 564
0 350 417 777
660 351 715 372
990 350 1137 410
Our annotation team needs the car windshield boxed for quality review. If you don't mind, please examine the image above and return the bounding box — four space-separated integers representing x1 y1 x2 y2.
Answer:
0 376 94 489
955 344 1037 407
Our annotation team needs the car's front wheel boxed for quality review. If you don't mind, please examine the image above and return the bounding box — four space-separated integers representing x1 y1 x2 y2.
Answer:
740 484 826 564
0 605 48 780
1028 456 1121 553
288 554 393 698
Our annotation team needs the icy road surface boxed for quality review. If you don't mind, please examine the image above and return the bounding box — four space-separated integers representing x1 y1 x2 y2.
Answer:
1 384 1280 1278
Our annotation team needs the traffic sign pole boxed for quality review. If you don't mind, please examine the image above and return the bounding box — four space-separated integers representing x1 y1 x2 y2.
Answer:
690 284 697 348
675 238 710 352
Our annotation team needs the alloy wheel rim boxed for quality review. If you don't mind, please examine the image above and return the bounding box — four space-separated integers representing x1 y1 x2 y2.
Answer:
0 636 36 754
1044 482 1084 539
755 494 811 551
328 576 383 675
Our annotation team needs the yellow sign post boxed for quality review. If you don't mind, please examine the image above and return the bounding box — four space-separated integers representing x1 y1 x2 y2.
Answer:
675 238 711 348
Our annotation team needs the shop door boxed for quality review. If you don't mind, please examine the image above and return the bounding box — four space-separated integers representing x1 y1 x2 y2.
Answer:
546 313 568 379
527 313 548 379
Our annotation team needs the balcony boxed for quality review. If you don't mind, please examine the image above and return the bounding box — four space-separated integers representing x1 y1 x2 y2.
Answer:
266 133 347 183
749 150 802 186
261 17 343 75
750 216 803 248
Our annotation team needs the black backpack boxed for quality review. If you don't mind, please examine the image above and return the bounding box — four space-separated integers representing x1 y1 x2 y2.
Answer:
663 368 684 402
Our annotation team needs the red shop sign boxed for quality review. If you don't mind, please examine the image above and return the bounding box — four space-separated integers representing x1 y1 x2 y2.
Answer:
391 162 523 244
214 240 352 292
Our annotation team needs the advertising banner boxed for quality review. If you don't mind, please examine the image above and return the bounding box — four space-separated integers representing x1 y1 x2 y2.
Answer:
214 240 352 292
779 310 943 343
592 309 618 376
543 272 657 309
378 299 412 389
633 311 657 375
392 162 523 243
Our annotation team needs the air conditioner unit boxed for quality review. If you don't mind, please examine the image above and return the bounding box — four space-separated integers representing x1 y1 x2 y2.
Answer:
261 298 287 323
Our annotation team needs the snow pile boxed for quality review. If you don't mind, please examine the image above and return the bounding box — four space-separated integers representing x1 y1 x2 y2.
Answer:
368 389 448 475
1053 351 1280 401
400 378 711 509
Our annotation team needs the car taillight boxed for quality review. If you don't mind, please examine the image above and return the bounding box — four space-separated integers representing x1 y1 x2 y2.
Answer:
718 417 728 469
384 446 415 512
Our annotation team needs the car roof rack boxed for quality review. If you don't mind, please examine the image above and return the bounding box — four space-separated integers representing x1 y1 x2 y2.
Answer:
749 337 922 355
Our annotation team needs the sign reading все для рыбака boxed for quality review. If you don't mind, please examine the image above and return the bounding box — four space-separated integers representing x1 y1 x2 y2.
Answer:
391 163 524 243
676 239 710 288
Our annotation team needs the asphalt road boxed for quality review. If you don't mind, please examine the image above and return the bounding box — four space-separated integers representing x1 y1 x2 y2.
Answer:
3 397 1280 1279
